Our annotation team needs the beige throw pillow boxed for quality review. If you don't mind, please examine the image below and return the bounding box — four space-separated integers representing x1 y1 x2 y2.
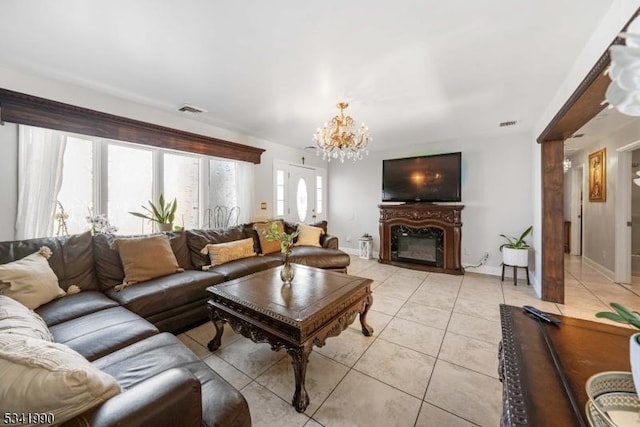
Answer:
111 234 183 290
200 238 256 269
0 295 54 341
0 334 121 424
0 247 65 309
253 222 284 254
297 224 324 247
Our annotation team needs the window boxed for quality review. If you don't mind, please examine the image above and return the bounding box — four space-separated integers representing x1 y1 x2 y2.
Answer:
164 153 200 230
56 136 94 235
108 144 153 234
275 170 285 217
19 125 255 238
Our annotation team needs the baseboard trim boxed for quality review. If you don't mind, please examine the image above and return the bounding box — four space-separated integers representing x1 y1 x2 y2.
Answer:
581 256 615 281
340 247 359 256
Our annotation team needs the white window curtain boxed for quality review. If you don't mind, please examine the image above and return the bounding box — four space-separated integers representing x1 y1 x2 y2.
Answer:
235 161 255 224
16 125 67 239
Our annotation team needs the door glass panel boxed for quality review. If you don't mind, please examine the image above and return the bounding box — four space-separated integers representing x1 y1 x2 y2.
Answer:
296 178 308 222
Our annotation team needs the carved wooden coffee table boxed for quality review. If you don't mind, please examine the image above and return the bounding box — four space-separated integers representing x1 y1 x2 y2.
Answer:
206 265 374 412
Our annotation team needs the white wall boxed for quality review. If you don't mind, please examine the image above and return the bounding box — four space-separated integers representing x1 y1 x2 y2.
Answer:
328 132 534 277
0 66 322 239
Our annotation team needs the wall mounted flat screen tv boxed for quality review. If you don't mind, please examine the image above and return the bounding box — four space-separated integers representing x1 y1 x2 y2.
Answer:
382 152 462 202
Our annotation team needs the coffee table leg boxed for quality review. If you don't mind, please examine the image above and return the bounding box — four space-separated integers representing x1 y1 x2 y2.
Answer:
207 305 225 351
287 343 312 412
359 294 374 336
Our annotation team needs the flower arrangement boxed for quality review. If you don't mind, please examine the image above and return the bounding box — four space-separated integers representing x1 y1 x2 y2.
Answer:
263 221 299 254
86 210 118 234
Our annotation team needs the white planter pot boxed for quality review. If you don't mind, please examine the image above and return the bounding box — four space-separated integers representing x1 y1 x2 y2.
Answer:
631 333 640 398
157 223 173 232
502 247 528 267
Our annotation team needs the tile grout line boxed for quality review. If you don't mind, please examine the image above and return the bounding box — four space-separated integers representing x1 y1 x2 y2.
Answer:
414 274 464 427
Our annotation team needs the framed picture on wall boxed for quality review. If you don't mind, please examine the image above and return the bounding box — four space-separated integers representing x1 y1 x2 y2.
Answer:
588 148 606 202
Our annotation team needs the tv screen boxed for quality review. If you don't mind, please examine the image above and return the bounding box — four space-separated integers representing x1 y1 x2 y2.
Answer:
382 152 462 202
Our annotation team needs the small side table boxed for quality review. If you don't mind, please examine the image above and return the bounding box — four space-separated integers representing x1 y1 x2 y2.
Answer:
501 263 530 286
359 236 373 259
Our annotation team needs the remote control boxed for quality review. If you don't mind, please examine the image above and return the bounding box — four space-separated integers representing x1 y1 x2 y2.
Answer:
522 305 561 326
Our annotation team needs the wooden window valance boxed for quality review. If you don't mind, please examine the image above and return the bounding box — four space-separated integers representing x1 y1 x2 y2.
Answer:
0 88 264 164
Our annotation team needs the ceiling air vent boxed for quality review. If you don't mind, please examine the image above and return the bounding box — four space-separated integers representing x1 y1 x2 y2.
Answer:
177 104 207 114
499 120 517 127
570 133 585 138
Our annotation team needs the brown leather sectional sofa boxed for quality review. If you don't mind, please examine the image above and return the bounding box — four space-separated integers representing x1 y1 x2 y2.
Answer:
0 221 349 426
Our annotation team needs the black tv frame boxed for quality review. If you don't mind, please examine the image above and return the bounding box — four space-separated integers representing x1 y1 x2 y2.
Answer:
381 152 462 203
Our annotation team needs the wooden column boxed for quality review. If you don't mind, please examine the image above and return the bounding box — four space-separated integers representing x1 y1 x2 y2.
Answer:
541 140 564 303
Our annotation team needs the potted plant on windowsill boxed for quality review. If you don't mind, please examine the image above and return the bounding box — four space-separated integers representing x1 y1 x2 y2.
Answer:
499 226 533 267
129 194 178 232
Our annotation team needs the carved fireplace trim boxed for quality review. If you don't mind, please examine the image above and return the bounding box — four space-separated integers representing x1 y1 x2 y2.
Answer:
378 203 464 275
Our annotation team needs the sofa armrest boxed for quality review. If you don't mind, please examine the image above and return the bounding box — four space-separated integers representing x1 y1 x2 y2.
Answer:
321 234 339 249
72 368 202 427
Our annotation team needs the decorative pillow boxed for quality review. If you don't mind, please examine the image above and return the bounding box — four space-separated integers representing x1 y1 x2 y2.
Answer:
111 235 183 290
0 334 121 424
0 247 65 309
253 222 284 254
0 295 54 341
297 224 324 247
200 238 256 269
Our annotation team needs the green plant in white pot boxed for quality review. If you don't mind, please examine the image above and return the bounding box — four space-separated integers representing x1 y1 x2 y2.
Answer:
499 226 532 267
596 303 640 398
129 194 177 232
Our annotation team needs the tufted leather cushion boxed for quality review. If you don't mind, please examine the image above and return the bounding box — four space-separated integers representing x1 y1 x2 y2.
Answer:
200 238 256 267
0 248 66 309
93 232 191 291
0 231 98 292
186 226 248 270
287 246 351 269
253 221 283 254
94 333 251 427
35 291 119 327
49 306 159 362
111 235 183 286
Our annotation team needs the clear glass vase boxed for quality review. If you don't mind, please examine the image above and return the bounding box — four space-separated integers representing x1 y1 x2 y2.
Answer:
280 252 295 285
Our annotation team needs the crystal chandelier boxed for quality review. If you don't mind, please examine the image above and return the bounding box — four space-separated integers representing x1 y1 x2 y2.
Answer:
313 102 371 163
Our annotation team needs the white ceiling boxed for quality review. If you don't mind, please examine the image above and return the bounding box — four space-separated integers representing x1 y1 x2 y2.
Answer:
0 1 617 151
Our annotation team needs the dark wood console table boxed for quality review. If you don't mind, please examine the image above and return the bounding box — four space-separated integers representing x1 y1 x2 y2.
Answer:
378 203 464 274
499 304 634 426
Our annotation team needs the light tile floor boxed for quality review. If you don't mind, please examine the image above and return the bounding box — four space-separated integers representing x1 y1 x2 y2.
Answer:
177 255 640 427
